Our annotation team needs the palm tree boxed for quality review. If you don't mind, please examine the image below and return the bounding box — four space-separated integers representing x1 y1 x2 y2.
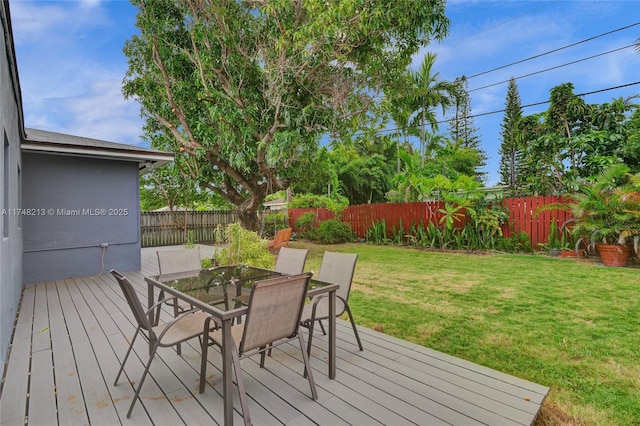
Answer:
409 53 458 166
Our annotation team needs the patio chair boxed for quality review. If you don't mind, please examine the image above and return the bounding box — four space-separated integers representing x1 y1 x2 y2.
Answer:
274 246 309 275
268 227 292 252
200 272 317 425
300 252 363 356
157 249 202 353
157 248 202 275
110 270 213 418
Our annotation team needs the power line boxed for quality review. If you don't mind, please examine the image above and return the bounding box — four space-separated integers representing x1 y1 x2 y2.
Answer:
469 81 640 119
366 81 640 137
466 22 640 80
469 44 637 92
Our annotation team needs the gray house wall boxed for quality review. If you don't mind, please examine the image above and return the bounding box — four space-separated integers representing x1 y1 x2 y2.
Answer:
0 1 24 366
22 153 141 284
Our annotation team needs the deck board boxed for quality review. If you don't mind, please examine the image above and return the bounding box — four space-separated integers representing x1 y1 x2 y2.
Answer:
1 245 548 425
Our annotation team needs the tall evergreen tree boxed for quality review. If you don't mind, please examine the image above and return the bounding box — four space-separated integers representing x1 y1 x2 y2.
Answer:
498 77 524 193
448 76 487 181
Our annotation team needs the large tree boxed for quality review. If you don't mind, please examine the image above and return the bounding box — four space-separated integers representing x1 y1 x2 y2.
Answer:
123 0 449 230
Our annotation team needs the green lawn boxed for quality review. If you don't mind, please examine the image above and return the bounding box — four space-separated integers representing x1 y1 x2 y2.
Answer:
292 241 640 426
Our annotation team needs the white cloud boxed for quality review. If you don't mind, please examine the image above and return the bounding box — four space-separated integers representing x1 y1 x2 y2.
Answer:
11 0 142 146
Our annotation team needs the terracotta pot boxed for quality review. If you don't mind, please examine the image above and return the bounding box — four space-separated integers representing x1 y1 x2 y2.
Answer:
560 249 583 258
595 244 631 267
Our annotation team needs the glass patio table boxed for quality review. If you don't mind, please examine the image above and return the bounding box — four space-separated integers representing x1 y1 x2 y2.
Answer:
144 265 339 426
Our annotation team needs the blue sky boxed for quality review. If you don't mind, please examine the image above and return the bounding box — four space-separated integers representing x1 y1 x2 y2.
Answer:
10 0 640 186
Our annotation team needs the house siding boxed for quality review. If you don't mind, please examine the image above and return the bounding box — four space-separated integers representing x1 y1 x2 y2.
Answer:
0 1 24 366
22 153 141 284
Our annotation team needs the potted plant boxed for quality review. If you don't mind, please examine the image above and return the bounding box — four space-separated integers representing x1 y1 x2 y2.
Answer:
566 165 640 266
558 223 584 258
538 221 564 256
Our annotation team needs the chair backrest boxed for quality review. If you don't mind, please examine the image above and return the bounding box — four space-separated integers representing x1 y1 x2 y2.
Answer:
157 249 202 275
274 247 309 275
317 252 358 314
110 270 156 338
269 228 292 250
239 272 311 354
275 228 292 243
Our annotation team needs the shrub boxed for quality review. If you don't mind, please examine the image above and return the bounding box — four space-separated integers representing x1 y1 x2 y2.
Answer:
309 219 354 244
496 231 533 253
295 211 317 236
214 223 274 268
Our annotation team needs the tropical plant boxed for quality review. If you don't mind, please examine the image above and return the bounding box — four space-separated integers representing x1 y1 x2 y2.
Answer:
366 220 390 244
214 223 274 269
408 53 458 165
540 165 640 261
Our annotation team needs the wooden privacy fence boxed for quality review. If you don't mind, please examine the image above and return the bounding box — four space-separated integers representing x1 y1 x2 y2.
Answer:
288 195 572 250
140 210 238 247
140 196 572 249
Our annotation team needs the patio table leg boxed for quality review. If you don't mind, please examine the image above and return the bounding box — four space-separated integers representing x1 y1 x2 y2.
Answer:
329 289 336 379
221 318 234 426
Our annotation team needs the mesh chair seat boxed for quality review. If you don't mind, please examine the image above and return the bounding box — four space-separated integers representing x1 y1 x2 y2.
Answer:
200 273 317 425
110 270 213 418
300 252 363 354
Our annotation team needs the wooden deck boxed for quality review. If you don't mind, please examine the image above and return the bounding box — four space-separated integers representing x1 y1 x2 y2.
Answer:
1 245 548 425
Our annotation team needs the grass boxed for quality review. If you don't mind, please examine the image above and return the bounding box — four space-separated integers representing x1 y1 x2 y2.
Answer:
291 241 640 426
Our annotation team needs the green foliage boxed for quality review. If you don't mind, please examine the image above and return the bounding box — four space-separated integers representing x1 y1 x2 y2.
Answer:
308 219 354 244
537 221 569 251
328 138 396 205
495 231 533 253
264 191 286 203
184 231 195 249
263 211 289 237
390 220 406 244
289 193 349 213
568 165 640 251
464 199 510 250
201 257 212 269
214 223 274 269
294 212 317 236
365 220 389 244
498 77 525 193
516 86 639 195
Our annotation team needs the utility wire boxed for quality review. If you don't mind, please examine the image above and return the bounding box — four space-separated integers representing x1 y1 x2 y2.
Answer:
367 81 640 136
469 44 637 92
469 81 640 120
466 21 640 80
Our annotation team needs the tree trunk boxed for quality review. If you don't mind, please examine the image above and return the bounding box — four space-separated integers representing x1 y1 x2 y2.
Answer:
237 202 261 233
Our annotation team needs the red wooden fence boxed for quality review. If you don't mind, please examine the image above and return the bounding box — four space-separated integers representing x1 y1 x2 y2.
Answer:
288 195 572 250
